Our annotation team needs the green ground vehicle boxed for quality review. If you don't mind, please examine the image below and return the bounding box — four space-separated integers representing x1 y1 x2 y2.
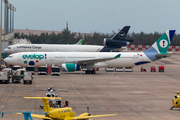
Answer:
17 69 26 78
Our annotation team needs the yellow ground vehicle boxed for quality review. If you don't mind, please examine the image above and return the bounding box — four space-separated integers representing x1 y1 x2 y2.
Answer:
23 97 116 120
170 92 180 110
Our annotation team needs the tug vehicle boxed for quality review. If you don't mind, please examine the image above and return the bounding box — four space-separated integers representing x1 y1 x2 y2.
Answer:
150 66 156 72
159 66 164 72
141 67 146 72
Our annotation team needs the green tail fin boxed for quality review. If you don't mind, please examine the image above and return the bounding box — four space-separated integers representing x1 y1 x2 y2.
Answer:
76 39 83 45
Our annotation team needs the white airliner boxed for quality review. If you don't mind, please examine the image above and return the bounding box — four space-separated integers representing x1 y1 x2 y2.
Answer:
4 30 175 74
4 26 131 53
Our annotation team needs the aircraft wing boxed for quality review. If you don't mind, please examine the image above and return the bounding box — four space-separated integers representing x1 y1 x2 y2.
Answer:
65 114 117 120
67 54 121 65
112 47 127 52
15 113 52 120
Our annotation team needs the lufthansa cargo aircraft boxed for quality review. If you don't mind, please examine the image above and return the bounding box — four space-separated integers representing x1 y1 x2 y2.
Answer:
4 30 175 74
4 26 132 53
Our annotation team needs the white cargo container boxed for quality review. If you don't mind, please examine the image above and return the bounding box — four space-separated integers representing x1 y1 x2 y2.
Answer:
115 67 123 72
38 66 47 75
2 68 12 78
105 67 114 72
23 72 33 84
0 71 10 84
26 66 35 75
125 67 133 72
51 66 60 76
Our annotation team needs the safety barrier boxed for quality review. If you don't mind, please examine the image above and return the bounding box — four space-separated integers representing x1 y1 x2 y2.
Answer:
127 45 180 51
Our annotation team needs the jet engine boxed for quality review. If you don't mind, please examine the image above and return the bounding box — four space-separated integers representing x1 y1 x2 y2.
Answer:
62 63 81 72
103 38 130 47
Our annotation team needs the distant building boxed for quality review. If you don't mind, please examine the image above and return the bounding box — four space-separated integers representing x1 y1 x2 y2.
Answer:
11 38 31 45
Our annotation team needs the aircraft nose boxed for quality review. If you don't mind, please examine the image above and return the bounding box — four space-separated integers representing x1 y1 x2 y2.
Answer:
4 57 10 64
4 48 9 53
4 57 8 63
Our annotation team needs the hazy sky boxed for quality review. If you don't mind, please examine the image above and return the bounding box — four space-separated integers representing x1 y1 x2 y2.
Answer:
6 0 180 34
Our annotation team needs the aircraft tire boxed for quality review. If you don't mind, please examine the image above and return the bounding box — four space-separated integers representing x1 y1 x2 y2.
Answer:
85 70 91 74
91 70 96 74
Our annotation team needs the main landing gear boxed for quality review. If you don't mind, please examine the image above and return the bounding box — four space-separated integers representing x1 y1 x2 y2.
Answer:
85 70 96 74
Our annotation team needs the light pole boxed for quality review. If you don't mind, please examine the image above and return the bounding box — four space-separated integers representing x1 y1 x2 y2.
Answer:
0 0 16 60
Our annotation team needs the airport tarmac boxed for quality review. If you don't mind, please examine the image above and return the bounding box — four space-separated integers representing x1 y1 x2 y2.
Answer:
1 54 180 120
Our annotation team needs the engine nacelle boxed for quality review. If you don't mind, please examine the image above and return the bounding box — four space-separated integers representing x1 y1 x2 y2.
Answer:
103 38 129 47
62 63 81 72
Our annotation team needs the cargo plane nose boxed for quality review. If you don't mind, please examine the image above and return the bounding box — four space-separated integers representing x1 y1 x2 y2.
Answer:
4 46 12 53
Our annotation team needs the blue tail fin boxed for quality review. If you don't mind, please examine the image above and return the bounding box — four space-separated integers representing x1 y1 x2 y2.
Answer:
111 26 130 40
143 30 176 61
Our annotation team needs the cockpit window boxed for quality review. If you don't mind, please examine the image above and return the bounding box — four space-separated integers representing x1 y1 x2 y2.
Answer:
8 47 11 49
8 56 13 58
71 109 74 112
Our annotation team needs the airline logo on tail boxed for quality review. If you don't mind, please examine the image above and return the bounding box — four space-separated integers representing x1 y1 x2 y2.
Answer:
118 31 126 39
159 40 168 48
153 30 175 54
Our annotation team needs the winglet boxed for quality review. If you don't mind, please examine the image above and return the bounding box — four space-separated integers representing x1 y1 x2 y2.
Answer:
114 54 121 58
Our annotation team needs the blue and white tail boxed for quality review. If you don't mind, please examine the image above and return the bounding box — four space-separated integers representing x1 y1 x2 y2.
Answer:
143 30 176 61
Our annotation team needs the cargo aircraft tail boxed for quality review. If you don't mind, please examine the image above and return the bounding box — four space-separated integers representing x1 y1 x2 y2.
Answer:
76 39 83 45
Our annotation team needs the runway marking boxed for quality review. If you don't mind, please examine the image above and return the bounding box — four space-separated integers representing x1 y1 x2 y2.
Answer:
106 108 111 111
